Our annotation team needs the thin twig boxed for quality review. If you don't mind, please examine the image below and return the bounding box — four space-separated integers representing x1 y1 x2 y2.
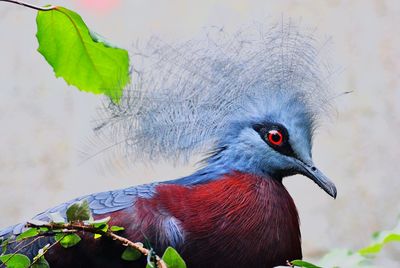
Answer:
0 236 43 268
26 222 167 268
1 231 74 248
0 0 56 11
28 236 63 268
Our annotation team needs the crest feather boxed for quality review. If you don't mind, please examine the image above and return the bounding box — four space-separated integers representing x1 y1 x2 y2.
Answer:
90 21 334 164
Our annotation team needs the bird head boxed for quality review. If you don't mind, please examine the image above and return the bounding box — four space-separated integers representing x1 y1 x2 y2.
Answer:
211 91 337 198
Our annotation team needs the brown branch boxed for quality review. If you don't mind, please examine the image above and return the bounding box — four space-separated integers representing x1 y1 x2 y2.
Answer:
0 0 56 11
26 222 167 268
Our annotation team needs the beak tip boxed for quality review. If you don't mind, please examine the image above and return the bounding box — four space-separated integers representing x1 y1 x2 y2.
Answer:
327 184 337 199
297 159 338 199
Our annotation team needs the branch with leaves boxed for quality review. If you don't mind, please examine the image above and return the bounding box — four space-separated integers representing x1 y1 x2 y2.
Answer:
24 221 167 268
0 200 186 268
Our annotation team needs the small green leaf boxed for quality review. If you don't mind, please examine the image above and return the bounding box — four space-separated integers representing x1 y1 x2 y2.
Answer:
319 249 370 268
121 247 142 261
16 228 39 241
55 233 81 248
66 200 91 222
359 233 400 255
94 233 102 239
0 254 31 268
102 224 109 231
162 247 186 268
358 219 400 255
36 6 130 102
86 216 111 227
38 227 49 232
31 256 50 268
93 223 107 229
291 260 322 268
1 238 9 254
92 220 108 239
110 226 125 232
145 262 154 268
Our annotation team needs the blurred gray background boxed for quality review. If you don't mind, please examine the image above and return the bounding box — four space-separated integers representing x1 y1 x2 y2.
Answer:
0 0 399 265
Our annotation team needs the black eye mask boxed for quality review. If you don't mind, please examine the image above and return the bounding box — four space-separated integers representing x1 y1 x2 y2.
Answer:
252 122 297 157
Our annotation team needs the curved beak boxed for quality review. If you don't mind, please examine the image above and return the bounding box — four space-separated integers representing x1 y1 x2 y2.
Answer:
295 159 337 199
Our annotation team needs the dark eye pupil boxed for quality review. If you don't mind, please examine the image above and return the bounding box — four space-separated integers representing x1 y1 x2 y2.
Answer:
271 133 280 142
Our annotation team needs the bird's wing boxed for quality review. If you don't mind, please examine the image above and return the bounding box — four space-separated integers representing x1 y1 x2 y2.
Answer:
0 183 158 238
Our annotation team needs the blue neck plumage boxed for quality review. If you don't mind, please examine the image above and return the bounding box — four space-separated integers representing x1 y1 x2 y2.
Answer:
165 143 268 186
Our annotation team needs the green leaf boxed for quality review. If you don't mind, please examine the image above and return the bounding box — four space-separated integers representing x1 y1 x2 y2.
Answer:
16 228 39 241
55 233 81 248
121 247 142 261
31 257 50 268
319 249 371 268
0 254 31 268
1 238 9 255
93 223 107 229
97 224 109 232
94 233 102 239
162 247 186 268
359 233 400 255
86 216 111 227
66 200 91 222
358 218 400 256
36 6 130 102
38 227 49 232
145 262 154 268
291 260 322 268
110 225 125 232
93 223 109 239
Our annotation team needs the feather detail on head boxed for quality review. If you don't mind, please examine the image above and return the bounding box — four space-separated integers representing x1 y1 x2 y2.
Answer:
89 21 335 165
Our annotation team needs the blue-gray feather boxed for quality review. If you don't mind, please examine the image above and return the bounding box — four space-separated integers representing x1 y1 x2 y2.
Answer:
92 21 333 165
0 184 158 239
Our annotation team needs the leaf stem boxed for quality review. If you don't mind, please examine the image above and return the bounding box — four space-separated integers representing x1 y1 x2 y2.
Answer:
0 0 56 11
28 239 62 268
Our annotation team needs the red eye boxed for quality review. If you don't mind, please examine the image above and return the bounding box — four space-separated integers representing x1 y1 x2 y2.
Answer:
267 130 283 146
